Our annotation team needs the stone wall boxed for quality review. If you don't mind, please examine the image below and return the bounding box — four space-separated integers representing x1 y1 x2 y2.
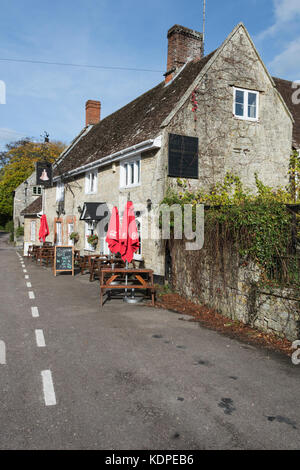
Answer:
169 239 300 342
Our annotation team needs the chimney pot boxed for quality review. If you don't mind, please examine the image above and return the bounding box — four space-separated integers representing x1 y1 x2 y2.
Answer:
85 100 101 126
165 25 203 84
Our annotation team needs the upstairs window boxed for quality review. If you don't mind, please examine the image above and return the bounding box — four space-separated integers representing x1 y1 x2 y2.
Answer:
32 186 42 195
168 134 198 179
56 180 64 202
120 158 141 188
234 88 259 121
85 170 98 194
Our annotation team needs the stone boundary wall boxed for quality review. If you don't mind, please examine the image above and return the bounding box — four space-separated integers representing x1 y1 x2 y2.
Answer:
169 239 300 342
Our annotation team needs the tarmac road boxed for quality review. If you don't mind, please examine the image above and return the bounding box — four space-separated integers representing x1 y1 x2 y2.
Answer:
0 232 300 450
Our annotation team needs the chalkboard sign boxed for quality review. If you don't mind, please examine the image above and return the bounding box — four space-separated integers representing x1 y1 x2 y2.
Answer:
54 246 74 276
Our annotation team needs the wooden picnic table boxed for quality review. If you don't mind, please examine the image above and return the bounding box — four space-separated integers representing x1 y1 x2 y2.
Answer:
99 267 155 307
80 254 108 275
90 257 125 281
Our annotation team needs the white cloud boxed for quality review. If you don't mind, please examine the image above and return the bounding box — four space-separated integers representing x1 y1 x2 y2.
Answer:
270 36 300 77
257 0 300 40
0 127 26 142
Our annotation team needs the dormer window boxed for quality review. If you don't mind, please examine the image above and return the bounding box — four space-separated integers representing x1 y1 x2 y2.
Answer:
233 88 259 121
32 186 42 195
85 170 98 194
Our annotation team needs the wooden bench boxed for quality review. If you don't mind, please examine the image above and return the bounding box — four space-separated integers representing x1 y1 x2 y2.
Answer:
99 268 155 307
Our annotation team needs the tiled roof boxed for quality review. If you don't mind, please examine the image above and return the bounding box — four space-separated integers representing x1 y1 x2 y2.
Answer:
273 77 300 148
54 51 216 177
21 196 42 215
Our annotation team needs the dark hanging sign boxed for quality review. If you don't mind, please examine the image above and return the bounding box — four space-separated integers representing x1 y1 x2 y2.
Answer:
54 246 74 276
36 162 52 187
168 134 199 179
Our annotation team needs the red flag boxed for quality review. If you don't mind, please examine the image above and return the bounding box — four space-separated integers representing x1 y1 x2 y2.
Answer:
105 206 121 254
39 214 49 243
119 201 140 263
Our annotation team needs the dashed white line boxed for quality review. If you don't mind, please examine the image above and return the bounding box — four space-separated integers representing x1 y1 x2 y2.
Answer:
31 306 39 318
35 329 46 347
23 269 27 273
41 370 56 406
28 291 35 299
25 275 29 279
26 282 32 288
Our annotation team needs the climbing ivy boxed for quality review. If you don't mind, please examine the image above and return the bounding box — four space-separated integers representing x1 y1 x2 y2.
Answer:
161 171 298 283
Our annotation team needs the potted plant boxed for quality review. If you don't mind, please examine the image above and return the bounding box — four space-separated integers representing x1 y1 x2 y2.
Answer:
69 231 79 243
87 233 98 248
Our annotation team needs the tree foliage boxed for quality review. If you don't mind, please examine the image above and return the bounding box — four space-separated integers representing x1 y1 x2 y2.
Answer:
161 168 299 285
0 138 65 221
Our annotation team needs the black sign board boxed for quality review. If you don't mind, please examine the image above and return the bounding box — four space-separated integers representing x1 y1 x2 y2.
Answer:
168 134 199 179
36 162 52 187
54 246 74 276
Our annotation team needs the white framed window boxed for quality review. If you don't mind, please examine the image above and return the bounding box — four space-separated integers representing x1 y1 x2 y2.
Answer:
120 157 141 188
32 186 42 196
85 170 98 194
56 180 64 202
85 221 96 251
68 223 74 246
233 87 259 121
55 222 62 246
134 212 142 261
30 220 36 242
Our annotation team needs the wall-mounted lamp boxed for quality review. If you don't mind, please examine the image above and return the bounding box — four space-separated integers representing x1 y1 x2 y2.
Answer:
77 205 83 214
147 199 152 211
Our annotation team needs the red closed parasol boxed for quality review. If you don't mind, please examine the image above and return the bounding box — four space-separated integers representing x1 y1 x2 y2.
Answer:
105 206 121 254
39 214 49 243
119 201 140 263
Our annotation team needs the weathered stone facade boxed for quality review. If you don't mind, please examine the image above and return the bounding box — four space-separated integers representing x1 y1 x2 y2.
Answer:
164 26 293 192
23 24 296 282
169 239 300 342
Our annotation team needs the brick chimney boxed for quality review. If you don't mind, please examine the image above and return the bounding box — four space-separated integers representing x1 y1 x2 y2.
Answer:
85 100 101 126
165 25 203 84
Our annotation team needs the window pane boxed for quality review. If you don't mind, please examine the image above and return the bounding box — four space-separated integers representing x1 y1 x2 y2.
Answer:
130 163 134 184
235 90 244 117
248 104 257 118
248 93 257 118
136 160 140 183
235 90 244 104
235 103 244 117
248 92 257 106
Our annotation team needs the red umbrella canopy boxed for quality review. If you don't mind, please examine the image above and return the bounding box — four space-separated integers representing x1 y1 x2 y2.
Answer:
105 206 121 254
120 201 140 263
39 214 49 243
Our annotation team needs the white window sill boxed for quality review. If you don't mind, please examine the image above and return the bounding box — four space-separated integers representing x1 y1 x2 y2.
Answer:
120 183 141 190
233 115 259 123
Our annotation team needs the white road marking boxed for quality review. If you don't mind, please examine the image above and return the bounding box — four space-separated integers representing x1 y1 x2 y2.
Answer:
25 275 29 279
23 269 27 273
41 370 56 406
0 340 6 365
28 291 35 299
26 282 32 288
31 306 39 318
35 329 46 347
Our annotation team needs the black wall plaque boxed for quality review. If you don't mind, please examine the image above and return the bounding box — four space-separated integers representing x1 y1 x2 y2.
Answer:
168 134 199 179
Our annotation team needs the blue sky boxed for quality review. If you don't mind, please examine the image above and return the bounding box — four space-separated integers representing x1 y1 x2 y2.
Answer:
0 0 299 150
